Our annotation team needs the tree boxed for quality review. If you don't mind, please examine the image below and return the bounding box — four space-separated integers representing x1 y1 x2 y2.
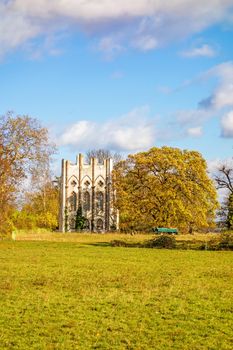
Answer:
113 147 219 232
13 181 59 230
0 112 55 183
86 149 121 165
0 112 56 234
215 164 233 228
226 193 233 229
75 206 85 230
214 164 233 193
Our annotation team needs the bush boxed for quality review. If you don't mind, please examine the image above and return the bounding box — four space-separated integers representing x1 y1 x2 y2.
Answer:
111 240 129 247
147 235 176 249
217 233 233 250
204 233 233 251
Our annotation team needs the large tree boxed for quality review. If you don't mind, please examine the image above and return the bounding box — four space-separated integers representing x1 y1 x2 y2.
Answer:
0 112 56 234
113 147 219 232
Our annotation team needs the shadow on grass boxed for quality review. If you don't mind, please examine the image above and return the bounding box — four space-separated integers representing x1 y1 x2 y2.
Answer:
110 235 233 251
84 242 112 247
86 239 181 249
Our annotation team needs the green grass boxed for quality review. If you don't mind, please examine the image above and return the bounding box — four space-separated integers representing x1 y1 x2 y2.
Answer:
0 238 233 349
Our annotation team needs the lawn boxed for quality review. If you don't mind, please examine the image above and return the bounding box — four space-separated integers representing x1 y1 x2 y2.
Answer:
0 236 232 349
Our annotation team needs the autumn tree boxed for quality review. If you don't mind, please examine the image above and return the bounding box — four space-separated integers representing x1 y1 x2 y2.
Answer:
0 112 56 234
0 143 15 234
113 147 219 232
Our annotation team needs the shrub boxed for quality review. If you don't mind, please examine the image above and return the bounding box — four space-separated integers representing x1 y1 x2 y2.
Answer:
147 235 176 249
204 233 233 251
217 233 233 250
111 240 129 247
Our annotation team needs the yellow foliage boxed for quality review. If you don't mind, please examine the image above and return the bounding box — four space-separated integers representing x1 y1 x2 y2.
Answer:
113 147 219 232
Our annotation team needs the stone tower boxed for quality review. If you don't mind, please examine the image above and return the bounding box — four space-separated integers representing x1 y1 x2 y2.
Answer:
59 154 119 232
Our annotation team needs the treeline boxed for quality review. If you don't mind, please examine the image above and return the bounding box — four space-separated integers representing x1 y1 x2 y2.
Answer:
1 112 233 235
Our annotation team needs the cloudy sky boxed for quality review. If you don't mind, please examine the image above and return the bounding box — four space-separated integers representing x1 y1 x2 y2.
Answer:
1 0 233 169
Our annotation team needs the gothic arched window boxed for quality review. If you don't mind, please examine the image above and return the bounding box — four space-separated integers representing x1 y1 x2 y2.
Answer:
83 191 90 211
70 192 77 212
96 192 104 211
96 219 104 231
84 219 90 230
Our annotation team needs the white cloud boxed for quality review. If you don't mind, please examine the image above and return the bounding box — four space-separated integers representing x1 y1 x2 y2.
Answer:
0 3 41 57
58 106 157 152
203 62 233 110
132 35 158 51
214 83 233 110
181 44 216 58
1 0 233 57
175 62 233 134
221 110 233 137
186 126 203 137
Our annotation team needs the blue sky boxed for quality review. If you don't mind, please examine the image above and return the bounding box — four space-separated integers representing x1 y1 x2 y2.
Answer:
1 0 233 172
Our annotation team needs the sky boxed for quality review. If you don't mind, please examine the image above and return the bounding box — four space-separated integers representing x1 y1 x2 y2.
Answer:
1 0 233 173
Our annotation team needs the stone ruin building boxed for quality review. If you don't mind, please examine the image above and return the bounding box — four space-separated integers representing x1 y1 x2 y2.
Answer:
59 153 119 232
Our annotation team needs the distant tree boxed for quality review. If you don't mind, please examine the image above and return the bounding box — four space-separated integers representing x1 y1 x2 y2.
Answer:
226 193 233 229
113 147 219 232
216 199 228 228
215 164 233 229
214 164 233 193
86 149 121 165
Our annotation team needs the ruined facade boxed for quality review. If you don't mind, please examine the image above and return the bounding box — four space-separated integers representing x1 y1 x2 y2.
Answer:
59 154 119 232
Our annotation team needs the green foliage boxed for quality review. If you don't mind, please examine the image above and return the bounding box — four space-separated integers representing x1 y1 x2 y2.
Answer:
64 207 69 232
226 193 233 229
12 210 37 230
114 146 219 232
75 206 85 230
12 182 59 231
0 241 232 349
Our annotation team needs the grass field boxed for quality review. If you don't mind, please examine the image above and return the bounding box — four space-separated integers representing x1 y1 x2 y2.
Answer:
11 229 219 244
0 234 233 349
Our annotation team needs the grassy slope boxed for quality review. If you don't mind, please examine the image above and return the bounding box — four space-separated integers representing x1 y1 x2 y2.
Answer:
0 240 232 349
